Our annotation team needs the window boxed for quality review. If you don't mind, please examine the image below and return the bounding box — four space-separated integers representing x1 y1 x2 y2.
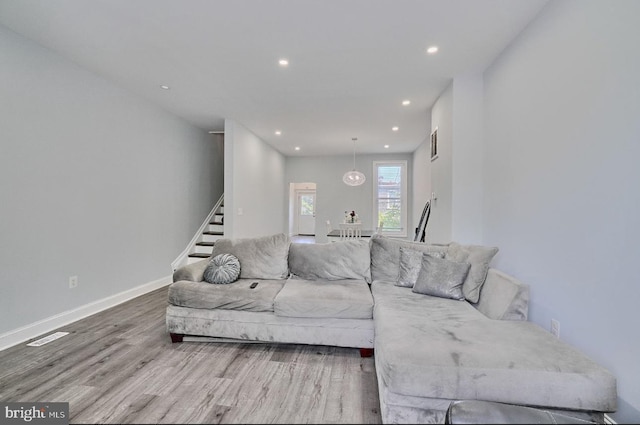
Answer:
373 161 407 237
300 194 314 216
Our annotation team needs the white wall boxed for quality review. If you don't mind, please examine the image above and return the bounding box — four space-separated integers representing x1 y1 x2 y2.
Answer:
412 122 432 241
0 25 223 335
223 120 286 239
451 74 484 244
483 1 640 421
427 84 453 244
428 75 484 245
285 153 413 243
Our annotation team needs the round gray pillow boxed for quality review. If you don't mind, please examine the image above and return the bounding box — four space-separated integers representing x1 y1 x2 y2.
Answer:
203 253 241 284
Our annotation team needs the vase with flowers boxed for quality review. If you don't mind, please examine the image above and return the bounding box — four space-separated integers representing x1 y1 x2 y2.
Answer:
344 210 359 223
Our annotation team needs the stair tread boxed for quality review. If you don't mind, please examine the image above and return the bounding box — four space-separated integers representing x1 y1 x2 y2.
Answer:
209 221 223 225
203 231 224 235
196 241 215 246
188 253 211 258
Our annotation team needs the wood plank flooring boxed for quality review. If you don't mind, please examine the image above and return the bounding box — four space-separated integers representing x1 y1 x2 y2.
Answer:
0 287 381 424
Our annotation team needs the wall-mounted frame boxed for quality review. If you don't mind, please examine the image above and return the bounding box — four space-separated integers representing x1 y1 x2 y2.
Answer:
430 127 438 161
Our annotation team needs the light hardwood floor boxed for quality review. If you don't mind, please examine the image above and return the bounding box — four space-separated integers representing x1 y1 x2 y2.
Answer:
0 287 381 424
290 235 316 244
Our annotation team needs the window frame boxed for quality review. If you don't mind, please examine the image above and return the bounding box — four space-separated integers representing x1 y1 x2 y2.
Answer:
372 160 408 238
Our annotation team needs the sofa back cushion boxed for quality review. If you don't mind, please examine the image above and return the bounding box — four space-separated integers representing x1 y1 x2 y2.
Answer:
370 234 448 282
474 268 529 320
446 242 499 303
211 233 290 280
288 240 371 282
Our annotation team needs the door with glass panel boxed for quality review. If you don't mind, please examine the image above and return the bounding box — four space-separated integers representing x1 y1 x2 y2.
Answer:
297 191 316 235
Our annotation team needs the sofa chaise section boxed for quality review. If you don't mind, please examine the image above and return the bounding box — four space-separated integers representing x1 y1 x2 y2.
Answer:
368 235 615 423
373 281 616 423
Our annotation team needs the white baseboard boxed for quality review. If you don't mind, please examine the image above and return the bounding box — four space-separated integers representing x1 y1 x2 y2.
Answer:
0 275 172 352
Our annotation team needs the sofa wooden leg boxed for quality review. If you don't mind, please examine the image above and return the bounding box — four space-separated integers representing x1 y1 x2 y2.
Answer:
359 348 374 357
170 333 184 343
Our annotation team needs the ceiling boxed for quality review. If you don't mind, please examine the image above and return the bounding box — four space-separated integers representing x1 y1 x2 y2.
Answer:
0 0 548 156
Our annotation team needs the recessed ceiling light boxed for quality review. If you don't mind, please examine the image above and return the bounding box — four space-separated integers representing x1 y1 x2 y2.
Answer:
427 46 439 54
294 146 300 151
384 145 390 149
278 59 289 66
275 130 282 135
402 100 411 106
160 85 170 90
392 126 399 132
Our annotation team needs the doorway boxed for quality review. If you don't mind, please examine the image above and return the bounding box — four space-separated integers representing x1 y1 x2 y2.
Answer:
297 191 316 235
289 183 317 237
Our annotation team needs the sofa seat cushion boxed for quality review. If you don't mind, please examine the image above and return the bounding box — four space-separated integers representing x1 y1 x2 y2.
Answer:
371 282 617 412
274 278 374 319
168 279 285 312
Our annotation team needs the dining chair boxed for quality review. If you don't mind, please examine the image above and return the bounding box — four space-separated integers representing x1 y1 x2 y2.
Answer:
339 222 362 240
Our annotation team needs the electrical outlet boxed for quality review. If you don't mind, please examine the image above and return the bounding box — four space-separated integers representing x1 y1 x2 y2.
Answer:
69 275 78 289
550 319 560 339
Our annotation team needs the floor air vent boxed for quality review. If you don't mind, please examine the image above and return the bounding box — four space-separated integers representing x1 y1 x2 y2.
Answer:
26 331 69 347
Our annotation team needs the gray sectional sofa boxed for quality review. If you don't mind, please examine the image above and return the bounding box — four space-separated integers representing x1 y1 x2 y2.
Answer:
166 233 617 424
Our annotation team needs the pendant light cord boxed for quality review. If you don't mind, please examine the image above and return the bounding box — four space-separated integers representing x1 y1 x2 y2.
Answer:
352 137 357 170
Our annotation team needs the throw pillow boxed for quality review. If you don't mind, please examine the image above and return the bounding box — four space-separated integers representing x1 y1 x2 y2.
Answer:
445 242 499 303
370 234 449 282
412 254 470 300
396 247 445 288
203 253 241 284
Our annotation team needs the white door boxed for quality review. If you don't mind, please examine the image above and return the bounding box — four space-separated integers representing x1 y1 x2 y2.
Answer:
297 191 316 235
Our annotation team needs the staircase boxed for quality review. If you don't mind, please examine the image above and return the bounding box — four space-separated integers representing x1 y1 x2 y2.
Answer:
187 202 225 264
172 194 225 272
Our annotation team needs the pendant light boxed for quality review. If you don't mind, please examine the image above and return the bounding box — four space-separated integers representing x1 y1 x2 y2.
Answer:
343 137 366 186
